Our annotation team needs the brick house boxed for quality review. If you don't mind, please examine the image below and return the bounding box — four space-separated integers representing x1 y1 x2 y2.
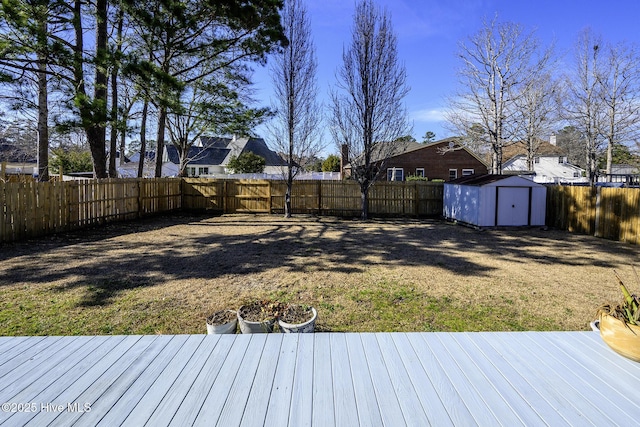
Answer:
344 138 489 181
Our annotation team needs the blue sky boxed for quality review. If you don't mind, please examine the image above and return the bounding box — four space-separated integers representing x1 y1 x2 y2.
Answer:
253 0 640 157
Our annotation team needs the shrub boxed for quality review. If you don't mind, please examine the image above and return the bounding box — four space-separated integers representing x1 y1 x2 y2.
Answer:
227 152 266 173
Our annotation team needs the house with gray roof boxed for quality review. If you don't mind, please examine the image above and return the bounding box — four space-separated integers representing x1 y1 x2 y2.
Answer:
164 136 287 177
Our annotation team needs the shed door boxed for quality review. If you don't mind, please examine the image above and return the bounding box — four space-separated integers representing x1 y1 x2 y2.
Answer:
497 187 530 226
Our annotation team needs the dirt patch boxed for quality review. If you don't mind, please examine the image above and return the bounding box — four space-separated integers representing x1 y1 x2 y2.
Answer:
280 304 315 324
237 300 284 322
206 309 237 326
1 212 640 335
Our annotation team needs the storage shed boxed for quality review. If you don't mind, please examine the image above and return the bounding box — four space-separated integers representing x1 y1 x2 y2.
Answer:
443 175 547 227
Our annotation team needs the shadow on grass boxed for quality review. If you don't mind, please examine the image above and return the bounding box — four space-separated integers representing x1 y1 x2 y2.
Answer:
1 213 639 308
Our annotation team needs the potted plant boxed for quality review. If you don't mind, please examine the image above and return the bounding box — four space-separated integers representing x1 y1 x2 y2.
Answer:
237 300 284 333
206 309 238 334
278 304 317 333
597 270 640 362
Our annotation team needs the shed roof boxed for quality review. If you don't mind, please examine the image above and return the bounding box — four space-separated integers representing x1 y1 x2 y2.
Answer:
448 174 544 187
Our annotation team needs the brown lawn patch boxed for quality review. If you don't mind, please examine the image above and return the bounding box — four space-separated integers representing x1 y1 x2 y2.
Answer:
1 212 638 335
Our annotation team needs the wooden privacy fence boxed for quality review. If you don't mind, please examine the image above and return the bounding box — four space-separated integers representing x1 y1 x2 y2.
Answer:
6 178 640 245
1 178 181 243
546 185 640 244
181 179 445 217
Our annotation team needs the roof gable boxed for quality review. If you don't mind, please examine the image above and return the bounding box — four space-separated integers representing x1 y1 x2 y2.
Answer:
242 138 287 166
503 141 565 161
164 145 229 165
162 137 286 167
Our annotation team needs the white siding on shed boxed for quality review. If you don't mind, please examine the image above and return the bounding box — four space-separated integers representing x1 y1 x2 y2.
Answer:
444 175 546 227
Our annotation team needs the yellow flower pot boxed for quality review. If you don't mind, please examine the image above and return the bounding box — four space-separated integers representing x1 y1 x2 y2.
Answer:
599 313 640 362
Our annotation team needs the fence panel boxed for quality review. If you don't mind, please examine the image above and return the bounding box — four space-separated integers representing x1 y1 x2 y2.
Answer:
595 187 640 244
182 178 225 212
1 178 182 243
225 180 271 213
546 185 596 235
16 179 640 245
180 179 444 217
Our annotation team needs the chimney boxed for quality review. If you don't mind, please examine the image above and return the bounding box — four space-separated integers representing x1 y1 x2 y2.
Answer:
549 133 557 146
340 144 349 179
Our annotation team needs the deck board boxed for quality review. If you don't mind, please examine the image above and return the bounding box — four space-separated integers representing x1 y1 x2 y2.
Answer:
263 333 299 427
143 335 220 426
215 334 268 427
239 334 282 427
289 333 314 427
451 333 546 425
328 333 359 427
311 333 334 427
0 332 638 426
408 333 475 425
358 334 406 427
122 335 206 426
2 336 119 427
483 333 603 426
344 334 383 427
377 333 432 426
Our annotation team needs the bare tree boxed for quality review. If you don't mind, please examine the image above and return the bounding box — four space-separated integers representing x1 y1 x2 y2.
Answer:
448 17 552 174
516 72 559 170
598 41 640 179
556 125 585 167
330 0 410 220
267 0 323 218
561 29 605 185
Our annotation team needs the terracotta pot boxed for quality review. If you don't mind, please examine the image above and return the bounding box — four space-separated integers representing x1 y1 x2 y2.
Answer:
599 313 640 362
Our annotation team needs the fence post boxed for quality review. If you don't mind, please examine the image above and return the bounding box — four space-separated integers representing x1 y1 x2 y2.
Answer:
137 178 143 218
317 180 322 215
413 182 418 217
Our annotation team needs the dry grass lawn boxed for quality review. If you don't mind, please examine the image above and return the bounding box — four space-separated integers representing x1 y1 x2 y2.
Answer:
1 213 639 335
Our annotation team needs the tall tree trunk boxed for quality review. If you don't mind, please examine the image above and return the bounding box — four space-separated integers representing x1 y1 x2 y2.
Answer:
36 46 49 182
360 181 369 220
155 105 167 177
285 69 295 218
108 68 118 177
109 8 124 176
72 0 107 178
138 99 148 178
91 0 108 178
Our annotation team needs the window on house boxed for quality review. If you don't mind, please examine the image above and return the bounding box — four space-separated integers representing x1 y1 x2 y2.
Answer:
573 172 579 178
449 169 458 180
534 157 540 164
558 156 563 163
415 168 425 177
198 167 209 175
387 168 404 181
462 169 474 176
187 167 196 177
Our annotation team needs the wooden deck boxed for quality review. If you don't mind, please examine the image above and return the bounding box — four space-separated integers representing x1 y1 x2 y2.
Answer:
0 332 639 426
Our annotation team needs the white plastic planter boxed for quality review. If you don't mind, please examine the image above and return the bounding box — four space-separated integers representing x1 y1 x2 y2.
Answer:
206 310 238 334
278 307 317 333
